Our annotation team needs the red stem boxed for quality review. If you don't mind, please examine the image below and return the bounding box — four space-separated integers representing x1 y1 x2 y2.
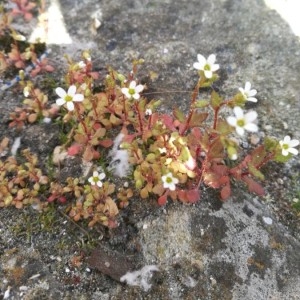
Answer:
134 101 143 135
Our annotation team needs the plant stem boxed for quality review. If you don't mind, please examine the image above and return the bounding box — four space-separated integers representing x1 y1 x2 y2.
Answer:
179 80 200 135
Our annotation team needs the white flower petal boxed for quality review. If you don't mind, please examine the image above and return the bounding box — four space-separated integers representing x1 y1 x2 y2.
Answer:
288 148 298 155
204 70 212 79
248 89 257 97
233 106 244 119
169 183 176 191
173 178 179 184
73 94 84 102
68 85 77 96
99 173 106 180
236 127 245 136
133 93 140 100
66 101 75 111
197 54 206 66
283 136 291 143
247 97 257 103
55 87 67 98
193 62 202 70
207 54 216 64
245 81 251 91
244 123 258 132
121 87 128 94
96 181 103 187
93 171 99 177
129 81 137 89
245 111 257 123
211 64 219 72
135 85 144 93
226 116 237 127
56 98 66 106
289 139 300 147
282 149 289 156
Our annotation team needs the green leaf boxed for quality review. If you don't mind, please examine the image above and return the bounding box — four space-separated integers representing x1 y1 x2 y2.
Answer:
211 90 223 109
146 153 156 162
264 137 278 152
189 111 208 127
173 107 186 123
274 153 291 163
178 146 190 162
216 118 233 134
194 100 209 108
248 162 265 180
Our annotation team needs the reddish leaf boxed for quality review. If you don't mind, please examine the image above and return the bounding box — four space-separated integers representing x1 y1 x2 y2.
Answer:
67 144 82 156
177 189 187 202
208 138 224 159
161 114 176 131
242 176 265 196
250 145 267 164
158 194 168 206
220 184 231 200
59 196 67 203
28 113 37 123
189 112 208 128
219 175 229 185
186 189 200 203
191 127 202 139
99 139 113 148
203 172 221 188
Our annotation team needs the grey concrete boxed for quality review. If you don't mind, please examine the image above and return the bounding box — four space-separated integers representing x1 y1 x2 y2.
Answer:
1 0 300 299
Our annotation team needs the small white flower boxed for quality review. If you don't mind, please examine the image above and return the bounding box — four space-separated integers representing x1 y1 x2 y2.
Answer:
121 81 144 100
55 85 84 111
239 82 257 103
78 61 86 68
162 172 179 191
227 106 258 136
193 54 219 79
158 147 167 154
230 153 238 160
279 136 299 156
145 108 152 116
23 87 30 97
88 171 106 187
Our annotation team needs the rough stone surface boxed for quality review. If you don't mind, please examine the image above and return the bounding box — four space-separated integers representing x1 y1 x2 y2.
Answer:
0 0 300 299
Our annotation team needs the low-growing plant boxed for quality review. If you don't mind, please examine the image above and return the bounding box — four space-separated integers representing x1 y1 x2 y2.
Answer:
0 1 299 229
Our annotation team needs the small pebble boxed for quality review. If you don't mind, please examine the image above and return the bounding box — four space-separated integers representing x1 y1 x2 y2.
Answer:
210 276 217 286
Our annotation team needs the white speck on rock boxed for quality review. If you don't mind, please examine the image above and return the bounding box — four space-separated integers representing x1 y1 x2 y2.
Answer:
210 276 217 286
120 265 159 292
183 276 197 288
3 286 11 299
11 137 21 156
263 216 273 225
